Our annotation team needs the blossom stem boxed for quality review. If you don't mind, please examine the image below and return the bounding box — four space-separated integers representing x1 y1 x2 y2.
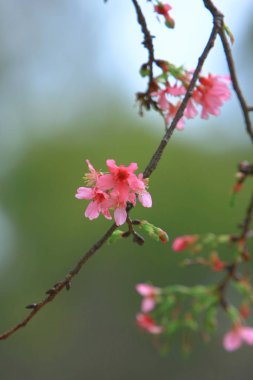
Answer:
143 23 219 178
203 0 253 142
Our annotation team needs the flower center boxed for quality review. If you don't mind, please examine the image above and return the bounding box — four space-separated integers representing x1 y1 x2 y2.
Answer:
117 167 129 181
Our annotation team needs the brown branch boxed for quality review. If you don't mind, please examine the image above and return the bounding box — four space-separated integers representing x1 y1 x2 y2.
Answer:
143 23 219 178
238 161 253 176
201 1 253 313
240 192 253 240
0 223 117 340
203 0 253 143
131 0 155 89
216 193 253 311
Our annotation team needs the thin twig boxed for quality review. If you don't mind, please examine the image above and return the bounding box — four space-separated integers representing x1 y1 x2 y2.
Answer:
0 223 117 340
216 193 253 309
131 0 155 88
202 0 253 311
143 23 219 178
240 192 253 239
203 0 253 142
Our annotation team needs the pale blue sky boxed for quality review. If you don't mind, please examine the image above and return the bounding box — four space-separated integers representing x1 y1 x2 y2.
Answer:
0 0 252 143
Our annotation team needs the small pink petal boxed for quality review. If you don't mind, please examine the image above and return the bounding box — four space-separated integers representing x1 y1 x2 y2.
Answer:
240 327 253 345
102 208 112 220
86 159 95 173
136 284 155 296
223 330 242 351
138 192 152 207
114 208 127 226
85 201 100 220
142 298 155 313
126 162 138 173
97 174 115 190
75 187 94 200
106 159 117 173
136 313 163 335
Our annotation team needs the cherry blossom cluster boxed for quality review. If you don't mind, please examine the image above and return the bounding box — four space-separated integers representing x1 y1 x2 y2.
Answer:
138 2 231 130
135 232 253 351
151 65 231 129
75 159 152 226
172 233 230 272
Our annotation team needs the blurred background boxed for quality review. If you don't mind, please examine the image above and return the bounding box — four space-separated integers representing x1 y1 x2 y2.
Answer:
0 0 253 379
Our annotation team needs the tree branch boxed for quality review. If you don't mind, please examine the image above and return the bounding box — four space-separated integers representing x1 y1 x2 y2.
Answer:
143 23 219 178
131 0 155 89
0 223 117 340
203 0 253 143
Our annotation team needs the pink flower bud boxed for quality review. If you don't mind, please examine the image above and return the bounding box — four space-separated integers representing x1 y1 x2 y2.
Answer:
172 235 198 252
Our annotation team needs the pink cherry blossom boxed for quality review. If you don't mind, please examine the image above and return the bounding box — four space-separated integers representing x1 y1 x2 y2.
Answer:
98 160 138 203
165 102 185 130
75 187 112 221
172 235 198 252
194 74 231 119
136 313 163 334
151 88 169 111
166 83 186 97
184 98 198 119
136 283 161 313
76 159 152 226
98 160 152 209
223 325 253 351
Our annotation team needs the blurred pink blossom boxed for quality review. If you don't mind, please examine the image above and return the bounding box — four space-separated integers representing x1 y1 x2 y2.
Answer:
194 74 231 119
136 313 163 334
136 283 161 312
223 325 253 351
172 235 198 252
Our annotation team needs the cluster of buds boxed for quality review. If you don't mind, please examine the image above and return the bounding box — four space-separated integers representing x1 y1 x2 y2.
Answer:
136 283 164 334
138 2 231 129
108 219 169 246
135 232 253 351
137 220 169 243
136 283 219 344
75 160 152 226
153 1 175 29
172 233 231 272
136 282 253 351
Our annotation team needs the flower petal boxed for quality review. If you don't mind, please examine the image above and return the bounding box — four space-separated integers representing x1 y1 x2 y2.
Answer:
114 207 127 226
138 192 152 207
85 201 100 220
142 298 156 313
97 174 114 190
75 187 94 200
240 327 253 345
223 330 242 351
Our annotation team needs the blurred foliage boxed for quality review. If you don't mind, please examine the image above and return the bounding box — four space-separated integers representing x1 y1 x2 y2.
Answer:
0 111 253 379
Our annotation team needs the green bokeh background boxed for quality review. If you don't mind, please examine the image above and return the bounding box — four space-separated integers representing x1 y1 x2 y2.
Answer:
1 112 253 379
